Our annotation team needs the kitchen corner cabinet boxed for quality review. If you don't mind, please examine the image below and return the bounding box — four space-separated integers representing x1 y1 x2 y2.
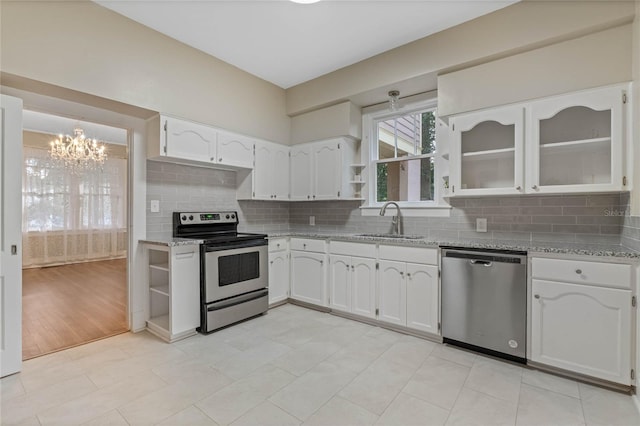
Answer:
377 245 439 334
144 243 200 343
448 84 629 197
449 105 524 196
290 238 328 307
530 257 633 385
329 242 377 319
290 137 359 201
147 114 255 170
238 140 290 200
268 238 290 305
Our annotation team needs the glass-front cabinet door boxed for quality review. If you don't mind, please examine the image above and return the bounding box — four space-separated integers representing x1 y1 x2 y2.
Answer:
527 85 626 194
449 106 524 196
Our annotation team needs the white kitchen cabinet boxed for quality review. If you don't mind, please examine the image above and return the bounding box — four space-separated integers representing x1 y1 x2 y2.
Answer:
329 254 376 318
216 130 255 169
290 238 327 307
448 84 629 197
378 245 439 334
530 257 633 385
449 105 524 196
527 85 627 193
144 243 200 343
290 137 359 201
268 238 289 305
240 140 289 200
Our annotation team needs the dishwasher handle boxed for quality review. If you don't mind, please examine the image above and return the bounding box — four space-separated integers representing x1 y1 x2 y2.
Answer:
470 260 493 267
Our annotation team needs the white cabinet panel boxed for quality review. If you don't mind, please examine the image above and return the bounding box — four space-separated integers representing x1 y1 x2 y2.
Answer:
273 145 290 199
329 255 351 313
378 245 437 265
532 257 631 290
378 260 406 326
164 116 217 163
531 279 631 385
217 131 254 169
290 251 327 307
406 263 439 334
252 141 290 200
313 140 341 200
268 251 289 305
290 145 313 201
290 238 325 253
351 257 376 319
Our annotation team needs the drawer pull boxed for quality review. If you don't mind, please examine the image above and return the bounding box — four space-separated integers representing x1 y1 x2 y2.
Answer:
575 269 582 274
534 294 540 299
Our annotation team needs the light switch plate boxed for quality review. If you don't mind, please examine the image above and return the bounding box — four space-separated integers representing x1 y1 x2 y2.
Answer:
150 200 160 213
476 218 488 233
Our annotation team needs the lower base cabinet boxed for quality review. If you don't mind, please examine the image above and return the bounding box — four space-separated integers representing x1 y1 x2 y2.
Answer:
378 260 439 334
329 254 376 318
290 250 327 306
268 251 289 304
531 279 632 385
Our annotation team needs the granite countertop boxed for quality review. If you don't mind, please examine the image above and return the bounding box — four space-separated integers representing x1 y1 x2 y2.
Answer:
139 238 204 247
268 232 640 259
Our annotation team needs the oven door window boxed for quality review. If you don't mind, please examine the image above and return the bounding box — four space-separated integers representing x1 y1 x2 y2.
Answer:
218 251 260 286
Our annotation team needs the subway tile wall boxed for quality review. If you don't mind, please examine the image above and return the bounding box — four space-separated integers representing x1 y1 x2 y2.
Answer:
145 161 289 241
289 193 632 248
145 161 636 250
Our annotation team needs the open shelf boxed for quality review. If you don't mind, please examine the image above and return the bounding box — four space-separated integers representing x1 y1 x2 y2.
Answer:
350 180 366 184
540 137 610 149
350 164 366 168
149 263 169 272
462 147 515 158
147 314 170 335
150 285 170 297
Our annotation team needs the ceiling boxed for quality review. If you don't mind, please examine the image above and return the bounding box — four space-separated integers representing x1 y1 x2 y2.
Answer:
94 0 518 89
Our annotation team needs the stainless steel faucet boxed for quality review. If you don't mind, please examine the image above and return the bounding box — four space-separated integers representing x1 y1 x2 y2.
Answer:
379 201 402 235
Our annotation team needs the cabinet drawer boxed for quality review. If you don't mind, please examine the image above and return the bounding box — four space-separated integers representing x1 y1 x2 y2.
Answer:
531 257 631 289
268 238 288 252
290 238 326 253
329 241 376 258
378 245 437 265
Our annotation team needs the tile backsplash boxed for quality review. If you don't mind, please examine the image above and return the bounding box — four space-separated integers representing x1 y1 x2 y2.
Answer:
146 161 636 250
145 161 289 241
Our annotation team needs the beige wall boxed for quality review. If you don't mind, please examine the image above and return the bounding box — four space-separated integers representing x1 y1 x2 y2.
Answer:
437 24 633 116
0 0 290 144
290 101 362 144
632 2 640 216
286 1 635 116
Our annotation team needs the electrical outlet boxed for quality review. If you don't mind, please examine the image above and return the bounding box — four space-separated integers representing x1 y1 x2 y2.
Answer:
476 218 487 233
309 216 315 226
150 200 160 213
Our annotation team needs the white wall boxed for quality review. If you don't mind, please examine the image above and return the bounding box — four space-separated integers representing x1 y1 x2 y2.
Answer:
0 0 290 144
437 24 633 116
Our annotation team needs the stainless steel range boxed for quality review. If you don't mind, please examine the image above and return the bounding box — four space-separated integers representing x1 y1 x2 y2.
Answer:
173 211 268 333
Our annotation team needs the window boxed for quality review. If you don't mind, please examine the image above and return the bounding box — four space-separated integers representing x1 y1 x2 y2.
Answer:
368 102 440 206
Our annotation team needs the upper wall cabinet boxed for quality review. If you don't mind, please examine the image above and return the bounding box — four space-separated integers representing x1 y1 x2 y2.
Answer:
290 137 359 201
526 85 626 194
448 84 629 197
237 140 290 200
449 105 525 196
147 114 255 170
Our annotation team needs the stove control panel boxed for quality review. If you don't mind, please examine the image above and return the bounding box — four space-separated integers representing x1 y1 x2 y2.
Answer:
177 211 237 225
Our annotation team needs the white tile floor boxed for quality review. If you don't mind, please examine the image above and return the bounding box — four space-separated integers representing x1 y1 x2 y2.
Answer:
2 304 639 426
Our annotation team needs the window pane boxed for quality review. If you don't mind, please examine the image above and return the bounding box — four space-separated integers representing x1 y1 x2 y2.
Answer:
378 119 397 160
376 158 434 202
421 111 436 155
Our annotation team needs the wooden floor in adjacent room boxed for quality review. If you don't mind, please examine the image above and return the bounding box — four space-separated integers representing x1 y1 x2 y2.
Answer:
22 258 128 360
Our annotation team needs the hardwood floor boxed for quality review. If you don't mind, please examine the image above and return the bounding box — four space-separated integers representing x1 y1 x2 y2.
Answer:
22 258 128 360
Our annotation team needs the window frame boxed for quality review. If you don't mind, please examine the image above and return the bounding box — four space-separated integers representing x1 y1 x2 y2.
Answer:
361 95 450 216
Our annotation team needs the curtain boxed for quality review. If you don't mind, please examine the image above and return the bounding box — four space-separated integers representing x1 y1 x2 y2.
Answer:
22 146 127 268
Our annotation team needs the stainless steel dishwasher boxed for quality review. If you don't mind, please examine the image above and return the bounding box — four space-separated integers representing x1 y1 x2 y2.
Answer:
441 247 527 363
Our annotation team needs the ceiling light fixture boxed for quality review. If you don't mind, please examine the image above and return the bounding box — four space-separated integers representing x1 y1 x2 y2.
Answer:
388 90 400 111
290 0 322 4
49 127 107 174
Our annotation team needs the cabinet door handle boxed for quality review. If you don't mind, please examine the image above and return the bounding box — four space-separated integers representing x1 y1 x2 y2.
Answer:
270 261 274 265
210 157 214 162
516 186 522 191
400 271 404 277
575 269 582 274
303 243 306 249
351 265 354 271
307 195 310 199
276 243 280 248
534 294 540 299
219 157 223 162
407 273 411 279
313 195 316 199
532 185 538 190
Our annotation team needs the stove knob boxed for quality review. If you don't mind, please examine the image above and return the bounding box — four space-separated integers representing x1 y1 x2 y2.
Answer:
231 214 236 219
189 215 194 221
181 215 187 221
226 214 230 219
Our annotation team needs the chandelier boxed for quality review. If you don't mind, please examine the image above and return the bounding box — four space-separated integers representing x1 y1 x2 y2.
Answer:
49 127 107 173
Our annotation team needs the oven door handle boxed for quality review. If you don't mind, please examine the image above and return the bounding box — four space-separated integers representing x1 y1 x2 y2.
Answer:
204 239 267 252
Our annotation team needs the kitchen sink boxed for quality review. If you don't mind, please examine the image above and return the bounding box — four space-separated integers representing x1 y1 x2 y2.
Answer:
355 233 423 240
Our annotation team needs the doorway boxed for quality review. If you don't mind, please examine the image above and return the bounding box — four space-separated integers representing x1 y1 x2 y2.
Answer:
21 112 129 359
